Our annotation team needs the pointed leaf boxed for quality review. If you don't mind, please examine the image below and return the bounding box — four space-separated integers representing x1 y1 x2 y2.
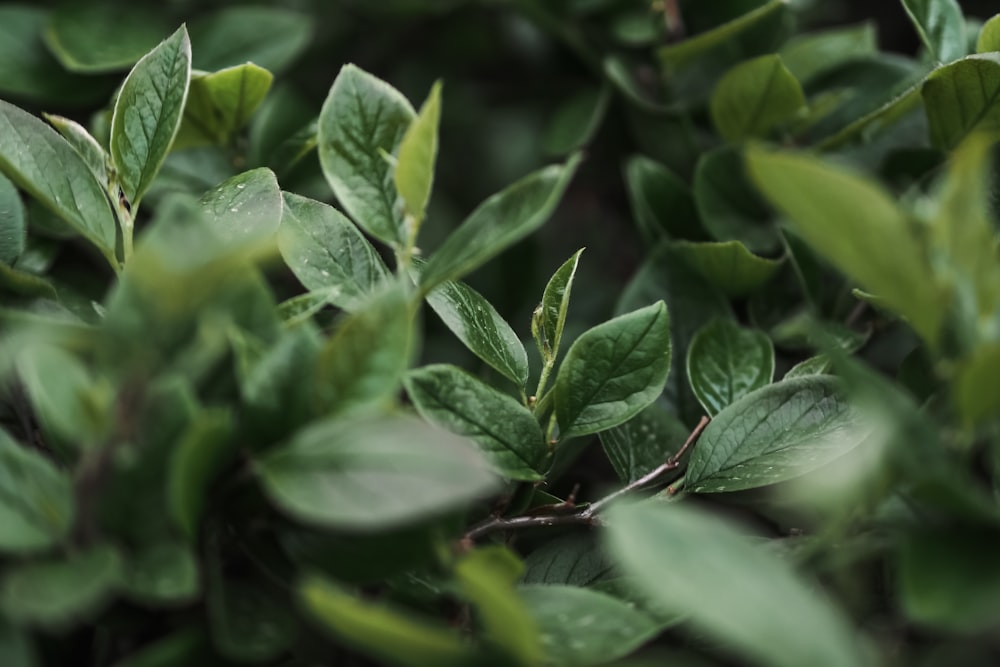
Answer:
0 428 73 554
533 248 583 366
395 80 441 225
174 63 273 149
543 85 610 156
671 240 782 297
42 114 108 187
623 155 702 245
44 4 170 73
687 319 775 416
198 168 282 245
901 0 967 64
710 55 806 142
686 376 873 493
922 54 1000 150
555 301 671 439
600 401 690 483
405 364 547 481
0 172 25 264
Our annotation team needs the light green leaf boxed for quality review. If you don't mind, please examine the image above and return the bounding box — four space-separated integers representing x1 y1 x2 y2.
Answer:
659 0 787 70
687 318 775 416
600 402 689 483
0 427 73 554
278 192 391 313
533 248 583 367
111 25 192 207
686 376 873 493
710 55 806 142
521 533 616 586
543 85 610 156
44 4 169 73
518 584 661 667
555 301 671 439
0 99 116 263
174 63 273 149
954 343 1000 426
167 409 235 542
318 64 415 246
0 172 25 264
189 7 312 73
300 575 474 667
257 414 499 530
420 154 581 290
746 147 945 346
623 155 702 245
605 502 865 667
922 54 1000 150
198 168 282 246
977 14 1000 53
671 240 782 297
314 285 413 414
780 22 878 83
42 114 108 187
0 545 122 629
405 364 547 481
395 80 442 225
901 0 967 64
122 543 199 607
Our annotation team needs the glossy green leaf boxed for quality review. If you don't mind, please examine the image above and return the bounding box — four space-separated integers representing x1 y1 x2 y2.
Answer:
300 574 474 667
167 409 235 542
44 4 169 73
122 543 199 607
314 285 413 414
257 414 499 530
111 25 191 207
671 240 782 297
0 99 116 262
686 376 873 493
189 7 312 73
922 54 1000 150
405 364 547 481
521 533 616 586
208 578 295 663
901 0 967 63
42 114 108 187
977 14 1000 53
278 192 391 313
518 584 661 667
605 502 865 667
533 248 583 367
198 168 282 246
0 545 122 629
785 355 832 378
0 172 25 264
780 22 878 83
0 427 72 554
318 64 415 246
419 154 581 290
600 401 689 483
623 155 702 245
659 0 787 70
395 80 441 225
710 55 805 142
555 301 671 439
747 147 945 346
687 318 775 416
174 63 274 149
543 85 610 156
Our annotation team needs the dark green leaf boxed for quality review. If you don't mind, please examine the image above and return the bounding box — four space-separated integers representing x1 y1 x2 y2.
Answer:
44 4 170 73
780 22 878 83
198 168 282 246
111 629 210 667
687 318 774 416
0 263 57 299
208 577 296 663
174 63 273 149
0 619 35 667
521 533 616 586
189 7 312 73
167 409 235 542
922 54 1000 150
0 427 72 554
257 414 499 530
0 172 25 264
405 364 547 481
395 80 441 225
710 55 805 142
600 401 691 483
659 0 787 70
123 543 199 607
533 248 583 367
686 376 873 493
671 240 782 298
555 301 671 439
901 0 967 63
623 155 703 245
543 85 610 156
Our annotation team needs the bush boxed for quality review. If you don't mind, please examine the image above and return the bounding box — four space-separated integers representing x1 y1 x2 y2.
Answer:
0 1 999 666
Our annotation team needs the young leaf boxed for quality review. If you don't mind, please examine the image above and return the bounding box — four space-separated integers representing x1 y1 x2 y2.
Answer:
174 63 274 149
43 4 170 73
555 301 671 439
922 54 1000 150
670 240 782 298
901 0 967 64
420 153 581 290
189 7 312 73
605 502 865 667
405 364 547 481
978 14 1000 53
278 192 391 313
318 64 416 246
0 172 25 264
0 99 116 262
198 168 282 245
42 114 108 190
533 248 583 367
746 147 945 346
110 25 192 207
0 427 73 554
395 80 442 226
685 376 873 493
256 414 499 530
424 275 528 387
659 0 787 70
710 55 806 143
600 401 689 483
686 318 775 416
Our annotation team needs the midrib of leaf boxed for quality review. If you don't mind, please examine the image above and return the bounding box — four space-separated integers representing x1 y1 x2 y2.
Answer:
744 59 782 138
348 77 398 237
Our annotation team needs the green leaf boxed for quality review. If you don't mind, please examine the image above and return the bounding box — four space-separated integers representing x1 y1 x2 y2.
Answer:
606 502 865 667
208 578 296 663
111 25 192 207
42 114 109 188
395 80 442 226
954 343 1000 425
671 240 782 297
278 192 391 313
710 55 806 142
686 318 775 416
257 414 499 530
174 63 274 149
922 54 1000 150
122 543 199 607
785 355 832 378
521 533 616 586
533 248 583 367
977 14 1000 53
623 155 702 245
167 409 235 542
424 274 529 387
780 22 879 83
555 301 671 439
543 85 611 156
300 575 474 667
318 64 416 246
0 619 35 667
44 4 170 73
189 7 312 73
0 99 116 262
0 427 73 554
314 285 413 414
0 172 25 264
518 584 661 667
0 545 122 629
405 364 547 481
198 168 282 246
686 376 873 493
0 263 57 299
659 0 787 70
419 154 581 290
746 146 945 346
901 0 967 63
600 401 689 483
111 629 210 667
